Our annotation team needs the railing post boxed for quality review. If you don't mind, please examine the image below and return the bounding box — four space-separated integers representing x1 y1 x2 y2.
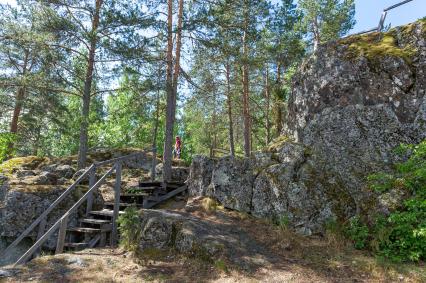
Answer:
34 217 47 257
151 146 157 181
111 162 122 247
86 166 97 215
55 214 69 254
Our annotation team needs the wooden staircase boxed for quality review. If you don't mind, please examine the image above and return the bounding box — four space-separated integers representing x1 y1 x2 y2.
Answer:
0 152 187 265
63 181 186 251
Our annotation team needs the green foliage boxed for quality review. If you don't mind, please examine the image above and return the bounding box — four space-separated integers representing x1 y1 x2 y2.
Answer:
0 133 15 163
360 140 426 262
298 0 356 46
375 199 426 262
345 216 369 249
117 206 142 252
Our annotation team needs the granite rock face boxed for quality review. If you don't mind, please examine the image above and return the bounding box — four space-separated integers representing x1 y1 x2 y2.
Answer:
209 156 254 212
187 21 426 235
187 155 215 196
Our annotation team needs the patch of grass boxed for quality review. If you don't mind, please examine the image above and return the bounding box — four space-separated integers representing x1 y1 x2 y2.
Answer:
275 215 290 232
201 197 219 213
325 219 347 252
214 259 228 273
135 247 170 265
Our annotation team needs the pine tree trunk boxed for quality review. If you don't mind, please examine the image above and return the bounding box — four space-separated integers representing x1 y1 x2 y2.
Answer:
225 62 235 157
162 0 179 182
77 0 102 169
8 51 29 154
264 66 271 145
10 88 25 136
242 30 251 157
151 64 162 181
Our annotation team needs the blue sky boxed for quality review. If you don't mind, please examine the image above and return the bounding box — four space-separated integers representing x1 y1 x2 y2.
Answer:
349 0 425 34
0 0 424 34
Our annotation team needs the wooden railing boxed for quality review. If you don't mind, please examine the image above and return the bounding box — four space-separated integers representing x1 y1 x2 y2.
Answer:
0 151 154 266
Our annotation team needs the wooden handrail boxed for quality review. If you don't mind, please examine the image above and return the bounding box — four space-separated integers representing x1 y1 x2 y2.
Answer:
14 165 116 265
94 152 144 167
0 164 95 257
2 151 150 266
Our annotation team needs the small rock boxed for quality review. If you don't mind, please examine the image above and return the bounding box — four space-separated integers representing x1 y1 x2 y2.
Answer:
0 269 12 278
66 257 87 267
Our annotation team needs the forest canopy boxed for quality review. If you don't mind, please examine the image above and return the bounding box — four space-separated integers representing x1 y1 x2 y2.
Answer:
0 0 356 167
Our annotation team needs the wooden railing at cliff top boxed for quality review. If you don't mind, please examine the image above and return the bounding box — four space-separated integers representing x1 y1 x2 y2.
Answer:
0 151 155 266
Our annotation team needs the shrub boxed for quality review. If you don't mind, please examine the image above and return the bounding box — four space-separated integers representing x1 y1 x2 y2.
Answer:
366 140 426 262
0 133 15 163
345 216 369 249
117 206 142 251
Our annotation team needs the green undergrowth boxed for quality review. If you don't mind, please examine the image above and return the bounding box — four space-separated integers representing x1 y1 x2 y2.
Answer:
117 206 142 252
345 140 426 263
0 133 16 164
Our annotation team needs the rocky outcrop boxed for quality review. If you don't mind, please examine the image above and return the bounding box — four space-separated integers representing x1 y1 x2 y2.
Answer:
155 163 189 183
137 209 279 268
187 21 426 235
187 155 214 196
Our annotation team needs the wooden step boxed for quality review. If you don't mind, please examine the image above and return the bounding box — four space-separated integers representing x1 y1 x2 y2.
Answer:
130 187 157 191
80 218 111 225
121 193 149 197
67 227 110 233
139 181 162 187
90 209 124 217
104 202 139 207
64 242 88 249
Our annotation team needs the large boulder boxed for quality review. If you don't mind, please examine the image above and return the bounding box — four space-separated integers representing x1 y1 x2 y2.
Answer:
137 209 275 268
209 156 254 212
187 21 426 234
187 155 215 196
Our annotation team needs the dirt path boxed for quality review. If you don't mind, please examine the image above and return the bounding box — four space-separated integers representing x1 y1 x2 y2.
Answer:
1 200 424 283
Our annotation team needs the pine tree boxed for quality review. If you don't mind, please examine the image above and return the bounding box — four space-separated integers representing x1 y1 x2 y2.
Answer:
298 0 355 51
